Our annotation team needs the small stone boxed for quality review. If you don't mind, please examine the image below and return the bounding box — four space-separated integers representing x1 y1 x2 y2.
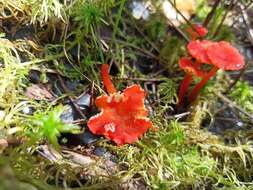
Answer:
29 70 41 84
60 105 75 123
76 130 100 145
22 106 30 114
236 121 243 127
21 105 35 115
75 93 91 110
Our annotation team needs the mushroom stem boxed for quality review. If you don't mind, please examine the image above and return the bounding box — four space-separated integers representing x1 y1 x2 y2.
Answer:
177 74 192 108
101 64 117 94
188 66 219 102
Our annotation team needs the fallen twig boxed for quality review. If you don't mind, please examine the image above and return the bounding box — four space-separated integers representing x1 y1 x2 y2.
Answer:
166 111 191 120
213 0 236 37
203 0 221 27
225 66 247 94
216 92 253 120
56 73 87 119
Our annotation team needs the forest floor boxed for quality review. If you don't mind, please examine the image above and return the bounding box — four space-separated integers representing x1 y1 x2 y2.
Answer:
1 0 253 189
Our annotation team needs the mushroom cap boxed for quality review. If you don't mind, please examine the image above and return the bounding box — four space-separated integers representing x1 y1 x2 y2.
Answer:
193 24 208 37
179 57 206 77
187 40 215 64
187 24 208 39
87 84 152 145
206 41 245 70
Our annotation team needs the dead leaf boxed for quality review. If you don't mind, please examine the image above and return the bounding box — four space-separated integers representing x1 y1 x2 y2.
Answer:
25 84 54 100
37 145 118 177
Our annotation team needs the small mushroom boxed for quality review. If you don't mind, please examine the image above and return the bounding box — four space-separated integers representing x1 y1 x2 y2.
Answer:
178 24 245 106
188 41 245 102
187 24 208 40
179 57 206 77
177 57 206 107
87 64 152 146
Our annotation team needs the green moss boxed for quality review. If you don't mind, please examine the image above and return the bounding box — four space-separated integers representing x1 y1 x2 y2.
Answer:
25 0 66 25
72 0 104 34
111 119 252 189
26 105 81 149
230 81 253 114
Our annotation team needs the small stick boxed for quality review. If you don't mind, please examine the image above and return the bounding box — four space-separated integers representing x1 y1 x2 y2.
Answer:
167 19 190 42
166 0 191 42
213 0 235 37
70 119 86 125
240 1 253 45
223 2 253 93
166 112 191 119
224 0 253 94
203 0 222 27
56 73 87 119
167 0 194 28
224 66 246 94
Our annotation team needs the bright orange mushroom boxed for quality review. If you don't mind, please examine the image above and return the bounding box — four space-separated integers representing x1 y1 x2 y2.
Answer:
178 24 245 106
187 24 208 40
177 25 209 108
177 57 206 107
188 41 245 102
87 64 152 146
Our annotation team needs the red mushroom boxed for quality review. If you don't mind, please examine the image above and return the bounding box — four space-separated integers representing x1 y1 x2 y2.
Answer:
101 64 116 94
177 24 209 108
87 64 152 146
187 24 208 40
177 57 206 107
188 41 245 102
187 40 215 64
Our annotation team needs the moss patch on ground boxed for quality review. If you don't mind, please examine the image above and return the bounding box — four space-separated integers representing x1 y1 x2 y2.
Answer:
1 0 253 189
